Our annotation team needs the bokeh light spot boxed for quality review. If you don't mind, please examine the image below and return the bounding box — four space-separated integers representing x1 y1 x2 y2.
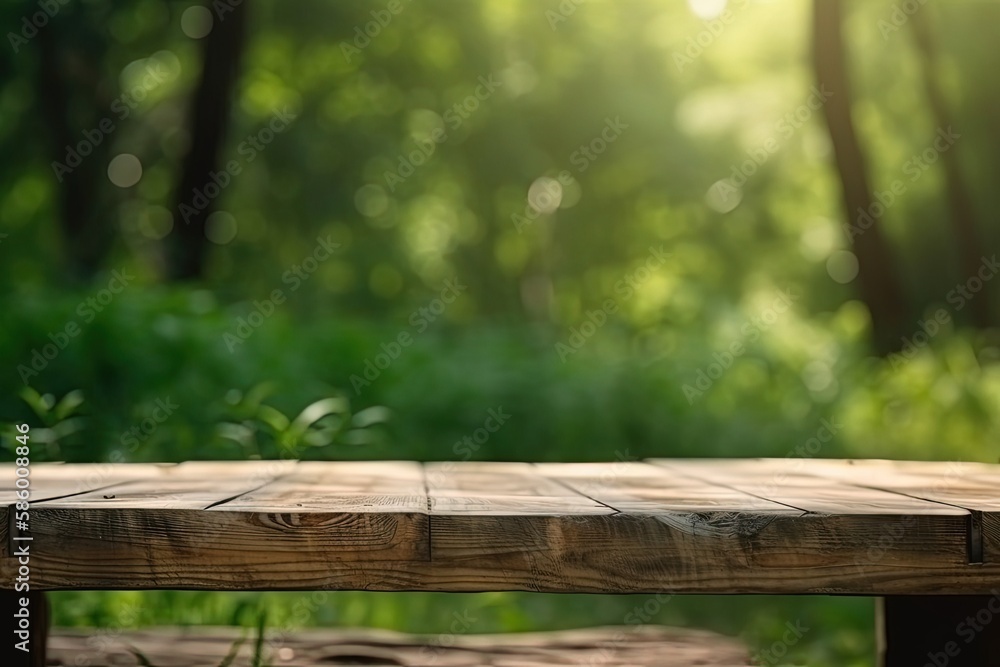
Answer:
827 250 860 283
528 177 562 214
108 154 142 188
686 0 728 19
355 184 390 218
138 205 174 240
205 211 237 245
705 179 741 213
802 360 833 392
181 6 213 39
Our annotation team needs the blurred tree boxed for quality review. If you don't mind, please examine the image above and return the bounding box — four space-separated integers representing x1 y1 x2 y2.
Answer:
909 7 991 328
37 6 116 281
167 1 248 280
813 0 909 355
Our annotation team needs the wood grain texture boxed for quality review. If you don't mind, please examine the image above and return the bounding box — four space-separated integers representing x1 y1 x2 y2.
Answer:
650 459 968 514
1 460 999 594
47 625 750 667
3 461 427 590
686 458 1000 565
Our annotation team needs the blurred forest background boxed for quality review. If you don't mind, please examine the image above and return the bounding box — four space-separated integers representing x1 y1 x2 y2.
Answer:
2 0 999 664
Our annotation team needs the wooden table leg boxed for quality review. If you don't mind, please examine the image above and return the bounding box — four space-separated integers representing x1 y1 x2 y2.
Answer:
880 595 1000 667
2 590 48 667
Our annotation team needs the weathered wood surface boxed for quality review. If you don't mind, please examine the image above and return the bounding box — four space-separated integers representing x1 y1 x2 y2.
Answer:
47 625 751 666
1 459 998 594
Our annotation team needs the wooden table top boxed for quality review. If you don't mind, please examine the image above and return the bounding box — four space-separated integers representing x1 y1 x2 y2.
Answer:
1 459 997 594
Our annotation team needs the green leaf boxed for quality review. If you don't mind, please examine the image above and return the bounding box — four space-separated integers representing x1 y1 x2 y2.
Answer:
216 422 255 446
18 387 50 421
53 389 85 421
288 397 349 438
303 425 341 447
51 417 85 439
351 405 391 428
256 404 290 435
27 427 58 444
245 382 277 410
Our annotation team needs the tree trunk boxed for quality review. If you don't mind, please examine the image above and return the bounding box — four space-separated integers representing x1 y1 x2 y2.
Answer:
909 8 991 328
37 18 114 282
168 1 249 280
813 0 910 355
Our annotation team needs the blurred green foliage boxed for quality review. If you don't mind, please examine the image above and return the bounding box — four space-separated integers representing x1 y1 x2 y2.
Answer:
3 0 1000 665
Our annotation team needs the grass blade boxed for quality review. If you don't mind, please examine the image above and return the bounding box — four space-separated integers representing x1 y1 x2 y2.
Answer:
251 610 268 667
217 629 248 667
126 644 157 667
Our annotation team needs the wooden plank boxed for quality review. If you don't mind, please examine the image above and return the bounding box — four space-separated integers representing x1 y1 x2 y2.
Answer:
427 461 608 513
2 460 1000 593
209 460 427 512
0 463 179 558
0 462 176 504
535 461 801 513
418 461 996 596
5 461 428 590
793 459 1000 565
648 459 985 590
47 625 751 667
651 459 967 515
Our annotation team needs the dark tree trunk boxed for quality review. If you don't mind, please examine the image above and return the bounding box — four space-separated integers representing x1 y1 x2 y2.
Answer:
813 0 910 355
37 19 114 282
168 1 249 281
909 8 992 328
